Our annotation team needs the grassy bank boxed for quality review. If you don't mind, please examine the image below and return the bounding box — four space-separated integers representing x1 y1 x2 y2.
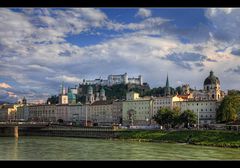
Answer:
117 130 240 148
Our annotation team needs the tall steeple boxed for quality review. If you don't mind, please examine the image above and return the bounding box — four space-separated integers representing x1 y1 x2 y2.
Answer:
60 81 64 94
165 74 170 96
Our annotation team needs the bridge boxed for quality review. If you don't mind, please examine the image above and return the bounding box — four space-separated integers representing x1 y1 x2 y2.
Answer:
0 122 49 138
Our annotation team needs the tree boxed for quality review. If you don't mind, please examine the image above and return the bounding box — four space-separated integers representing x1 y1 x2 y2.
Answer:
46 95 59 104
216 95 240 123
175 86 183 95
153 107 180 129
179 110 197 128
228 90 240 96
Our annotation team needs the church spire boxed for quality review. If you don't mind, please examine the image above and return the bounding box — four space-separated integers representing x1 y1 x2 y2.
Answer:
166 74 169 88
165 74 170 96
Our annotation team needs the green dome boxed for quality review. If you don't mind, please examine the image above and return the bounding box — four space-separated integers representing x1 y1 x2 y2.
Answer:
68 92 76 100
100 87 105 94
204 71 220 85
87 85 93 94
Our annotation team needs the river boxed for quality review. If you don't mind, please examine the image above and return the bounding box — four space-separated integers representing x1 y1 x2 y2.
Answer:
0 136 240 160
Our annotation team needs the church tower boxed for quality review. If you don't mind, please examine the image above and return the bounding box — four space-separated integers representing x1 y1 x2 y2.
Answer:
86 85 95 104
164 74 170 96
203 70 223 101
22 97 27 105
99 87 106 101
67 87 76 104
59 82 68 104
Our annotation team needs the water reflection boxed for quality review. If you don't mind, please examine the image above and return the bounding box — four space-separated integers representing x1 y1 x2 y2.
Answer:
0 137 240 160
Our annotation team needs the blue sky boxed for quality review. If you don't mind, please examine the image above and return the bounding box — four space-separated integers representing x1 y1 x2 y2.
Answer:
0 8 240 103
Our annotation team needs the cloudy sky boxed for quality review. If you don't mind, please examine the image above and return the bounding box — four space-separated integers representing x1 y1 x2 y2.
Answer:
0 8 240 103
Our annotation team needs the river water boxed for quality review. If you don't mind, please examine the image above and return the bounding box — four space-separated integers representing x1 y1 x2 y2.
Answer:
0 136 240 160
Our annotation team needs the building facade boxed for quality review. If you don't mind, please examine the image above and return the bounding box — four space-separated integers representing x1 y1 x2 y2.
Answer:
152 96 184 116
28 104 56 122
16 105 29 121
122 94 152 126
112 100 123 124
173 100 219 124
82 73 143 86
67 104 87 125
87 100 113 126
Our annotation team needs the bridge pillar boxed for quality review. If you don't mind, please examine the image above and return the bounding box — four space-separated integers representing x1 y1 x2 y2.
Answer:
0 126 18 138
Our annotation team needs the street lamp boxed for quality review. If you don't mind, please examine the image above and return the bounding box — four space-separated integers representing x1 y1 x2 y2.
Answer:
197 110 199 130
146 118 149 126
85 106 88 127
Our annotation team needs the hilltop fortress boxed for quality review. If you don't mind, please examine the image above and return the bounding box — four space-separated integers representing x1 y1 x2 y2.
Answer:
82 73 143 86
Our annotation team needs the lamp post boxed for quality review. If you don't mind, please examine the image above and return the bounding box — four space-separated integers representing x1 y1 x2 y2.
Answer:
146 118 149 126
85 106 87 127
197 111 199 130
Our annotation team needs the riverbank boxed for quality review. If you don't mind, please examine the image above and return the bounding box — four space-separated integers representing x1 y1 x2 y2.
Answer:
116 130 240 148
10 126 240 148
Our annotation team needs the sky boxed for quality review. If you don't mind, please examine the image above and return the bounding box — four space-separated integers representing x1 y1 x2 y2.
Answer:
0 8 240 103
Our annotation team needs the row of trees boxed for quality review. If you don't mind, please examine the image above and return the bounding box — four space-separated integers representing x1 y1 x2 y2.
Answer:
153 107 197 129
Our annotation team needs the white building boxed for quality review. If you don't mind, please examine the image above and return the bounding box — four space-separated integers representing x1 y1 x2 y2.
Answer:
82 73 143 86
16 105 29 121
173 100 219 124
82 78 108 86
67 104 87 124
123 92 152 126
152 96 184 116
112 100 123 124
87 100 113 126
28 104 56 122
126 91 140 101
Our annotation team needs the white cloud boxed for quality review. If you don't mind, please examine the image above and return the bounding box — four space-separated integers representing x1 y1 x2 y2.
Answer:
1 8 240 103
0 82 12 89
205 8 240 43
205 8 234 17
136 8 152 18
0 89 18 103
46 75 82 84
107 17 169 31
7 91 17 98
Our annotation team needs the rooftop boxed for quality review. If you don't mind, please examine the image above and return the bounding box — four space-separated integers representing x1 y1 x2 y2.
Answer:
91 100 113 106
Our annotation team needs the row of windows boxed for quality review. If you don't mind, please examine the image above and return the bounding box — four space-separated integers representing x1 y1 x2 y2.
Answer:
154 102 171 105
193 108 216 112
126 107 150 110
187 103 213 106
126 102 149 105
200 115 214 118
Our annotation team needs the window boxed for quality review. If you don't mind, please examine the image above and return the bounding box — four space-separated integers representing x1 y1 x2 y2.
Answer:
201 109 203 111
210 109 212 111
